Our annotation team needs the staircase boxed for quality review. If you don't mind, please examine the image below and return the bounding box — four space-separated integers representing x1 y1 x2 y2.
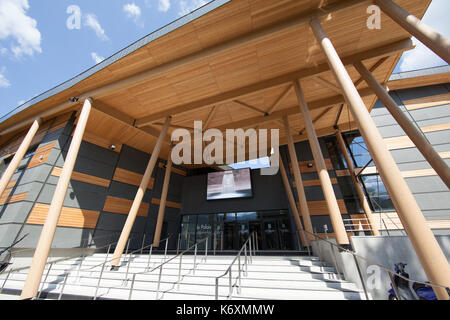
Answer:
0 253 368 300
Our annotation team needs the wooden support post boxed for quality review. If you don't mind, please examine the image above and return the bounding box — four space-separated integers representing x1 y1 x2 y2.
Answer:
354 61 450 189
311 17 450 299
375 0 450 64
293 81 349 245
335 130 379 236
20 98 93 300
279 157 308 247
153 155 173 247
111 116 172 267
0 118 42 197
283 115 314 243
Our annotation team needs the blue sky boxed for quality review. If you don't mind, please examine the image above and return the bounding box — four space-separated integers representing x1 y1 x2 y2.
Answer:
0 0 448 119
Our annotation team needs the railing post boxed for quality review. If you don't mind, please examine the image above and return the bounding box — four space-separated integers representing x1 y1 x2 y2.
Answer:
156 265 163 300
164 237 169 261
205 237 208 262
125 238 131 255
193 244 198 275
228 269 232 300
329 243 342 280
147 245 153 270
1 270 12 294
58 273 69 300
93 263 105 300
352 255 370 300
213 231 217 256
177 254 183 290
37 263 53 299
244 244 248 276
238 254 242 294
124 252 132 286
128 274 136 300
215 277 219 300
177 234 181 255
140 234 146 254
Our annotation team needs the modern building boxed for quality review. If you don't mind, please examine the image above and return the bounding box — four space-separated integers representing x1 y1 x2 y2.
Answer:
0 0 449 300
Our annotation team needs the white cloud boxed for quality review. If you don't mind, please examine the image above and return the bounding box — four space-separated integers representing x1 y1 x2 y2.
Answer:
84 13 108 41
91 52 105 64
398 0 449 72
158 0 171 12
123 3 141 20
178 0 208 16
0 67 11 88
0 0 42 58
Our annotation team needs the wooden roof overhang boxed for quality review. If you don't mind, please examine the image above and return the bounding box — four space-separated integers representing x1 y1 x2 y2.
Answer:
0 0 432 164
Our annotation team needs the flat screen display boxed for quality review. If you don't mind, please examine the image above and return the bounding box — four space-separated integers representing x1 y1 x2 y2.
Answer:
207 168 252 200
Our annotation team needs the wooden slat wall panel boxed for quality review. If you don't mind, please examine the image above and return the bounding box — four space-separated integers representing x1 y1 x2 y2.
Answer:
26 203 99 229
0 189 28 205
289 159 334 173
79 130 123 154
6 180 17 189
103 196 149 217
151 198 181 209
112 168 154 189
293 178 338 188
403 92 450 111
297 199 347 215
51 167 110 188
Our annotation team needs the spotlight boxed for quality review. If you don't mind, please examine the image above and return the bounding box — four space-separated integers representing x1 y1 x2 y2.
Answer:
69 97 79 102
109 145 116 150
307 163 313 168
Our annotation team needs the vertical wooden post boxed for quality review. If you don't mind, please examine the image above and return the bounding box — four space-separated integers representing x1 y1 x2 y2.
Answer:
335 130 379 236
20 98 93 300
279 157 308 247
293 81 349 245
153 154 173 247
375 0 450 64
0 118 42 197
283 115 314 243
311 17 450 299
111 116 171 267
354 61 450 189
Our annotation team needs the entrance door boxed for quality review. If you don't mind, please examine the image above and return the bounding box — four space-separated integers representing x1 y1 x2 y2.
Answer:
222 221 235 250
263 220 280 250
249 221 262 251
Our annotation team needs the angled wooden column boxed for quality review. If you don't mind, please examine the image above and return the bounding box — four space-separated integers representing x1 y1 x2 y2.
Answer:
335 130 379 236
279 157 308 247
153 153 173 247
354 61 450 189
292 81 349 245
0 118 42 197
311 17 450 299
20 98 93 300
111 116 171 267
375 0 450 64
283 115 314 243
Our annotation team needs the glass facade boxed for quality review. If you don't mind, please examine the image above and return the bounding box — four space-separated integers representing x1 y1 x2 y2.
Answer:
179 210 293 251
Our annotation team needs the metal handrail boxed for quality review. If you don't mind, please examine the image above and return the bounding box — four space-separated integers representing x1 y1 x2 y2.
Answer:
214 231 256 300
128 236 209 300
89 233 174 300
304 229 450 300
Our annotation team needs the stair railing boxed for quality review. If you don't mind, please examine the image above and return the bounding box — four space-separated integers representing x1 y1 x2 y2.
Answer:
128 236 209 300
214 231 256 300
304 229 450 300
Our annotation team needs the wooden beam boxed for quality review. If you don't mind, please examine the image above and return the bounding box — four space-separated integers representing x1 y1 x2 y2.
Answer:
204 106 218 130
266 85 293 115
233 100 267 116
135 39 413 127
313 77 341 94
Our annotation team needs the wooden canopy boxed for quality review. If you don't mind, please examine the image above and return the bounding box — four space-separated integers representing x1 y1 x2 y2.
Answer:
0 0 431 163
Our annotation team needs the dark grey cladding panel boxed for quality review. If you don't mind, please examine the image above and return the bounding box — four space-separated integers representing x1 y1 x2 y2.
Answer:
10 182 43 203
371 99 390 116
0 224 22 248
107 181 153 203
61 139 118 167
53 227 94 248
117 145 151 175
181 169 288 215
372 113 397 127
390 148 426 164
132 216 147 234
13 164 52 185
409 104 450 121
96 212 127 232
169 173 184 198
0 202 34 224
405 176 449 193
14 224 43 248
377 125 406 139
164 207 181 221
434 143 450 153
417 116 450 128
397 160 431 171
72 155 116 180
40 128 68 146
422 210 450 220
37 182 107 211
166 193 181 204
413 192 450 211
395 83 449 101
424 130 450 145
91 229 121 248
303 184 343 202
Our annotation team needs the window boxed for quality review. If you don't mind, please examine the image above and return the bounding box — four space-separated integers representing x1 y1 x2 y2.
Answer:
360 174 395 212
